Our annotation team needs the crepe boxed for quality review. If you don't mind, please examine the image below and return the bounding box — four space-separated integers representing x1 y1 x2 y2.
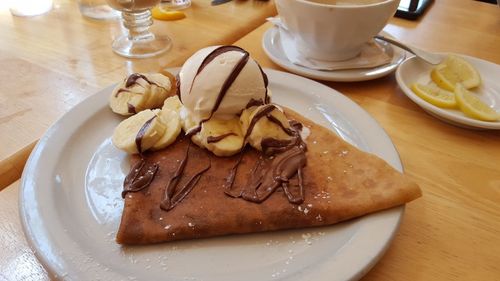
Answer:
116 109 421 244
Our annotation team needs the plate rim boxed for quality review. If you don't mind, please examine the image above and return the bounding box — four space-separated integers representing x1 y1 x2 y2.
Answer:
19 68 405 280
262 26 406 82
396 54 500 130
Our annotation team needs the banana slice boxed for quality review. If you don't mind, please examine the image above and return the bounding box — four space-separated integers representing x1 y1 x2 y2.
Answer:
162 95 244 156
239 104 258 132
162 95 183 112
109 73 172 116
163 95 194 132
112 109 167 154
190 132 204 149
159 69 178 97
109 86 148 115
144 73 172 109
151 109 182 151
142 87 162 110
200 118 244 157
158 95 205 149
241 104 294 151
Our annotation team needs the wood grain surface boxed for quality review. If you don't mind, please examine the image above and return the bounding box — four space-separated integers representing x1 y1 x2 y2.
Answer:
1 0 500 280
0 0 276 190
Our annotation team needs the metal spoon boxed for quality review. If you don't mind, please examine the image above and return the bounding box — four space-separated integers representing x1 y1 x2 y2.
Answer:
375 35 442 65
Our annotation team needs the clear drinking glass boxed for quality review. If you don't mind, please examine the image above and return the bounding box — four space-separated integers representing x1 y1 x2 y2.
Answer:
160 0 191 10
77 0 120 20
106 0 172 58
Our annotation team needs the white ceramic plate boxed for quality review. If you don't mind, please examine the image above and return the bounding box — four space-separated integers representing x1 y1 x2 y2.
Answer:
20 69 405 281
396 54 500 130
262 26 406 82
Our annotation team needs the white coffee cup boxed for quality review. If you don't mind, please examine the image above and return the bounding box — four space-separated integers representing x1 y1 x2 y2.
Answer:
275 0 400 61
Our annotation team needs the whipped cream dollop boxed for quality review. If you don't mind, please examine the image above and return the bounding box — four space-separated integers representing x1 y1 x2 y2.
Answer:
178 45 268 123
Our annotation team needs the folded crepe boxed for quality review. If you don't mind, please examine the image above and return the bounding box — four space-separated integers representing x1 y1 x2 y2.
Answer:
116 109 421 244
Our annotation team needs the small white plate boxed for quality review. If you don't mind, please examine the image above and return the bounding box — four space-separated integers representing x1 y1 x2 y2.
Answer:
396 55 500 130
262 26 406 82
21 69 405 281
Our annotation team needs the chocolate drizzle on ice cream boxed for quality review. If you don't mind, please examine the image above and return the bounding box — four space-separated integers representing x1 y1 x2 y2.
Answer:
256 63 270 104
184 46 257 134
179 45 269 123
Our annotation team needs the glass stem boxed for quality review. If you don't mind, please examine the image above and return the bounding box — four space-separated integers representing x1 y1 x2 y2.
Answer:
122 10 155 41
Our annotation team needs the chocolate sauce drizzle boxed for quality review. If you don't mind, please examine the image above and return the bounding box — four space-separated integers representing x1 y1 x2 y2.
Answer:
243 104 276 141
240 146 306 203
122 104 306 209
122 159 159 198
116 88 128 97
266 114 295 136
121 115 161 198
121 103 306 208
289 120 303 131
122 115 159 198
186 46 248 99
115 73 167 97
175 73 182 102
127 103 136 114
245 98 265 109
160 143 211 211
224 104 307 204
223 148 246 197
207 133 236 143
256 63 269 103
126 73 165 89
135 116 156 154
211 53 250 117
185 125 202 138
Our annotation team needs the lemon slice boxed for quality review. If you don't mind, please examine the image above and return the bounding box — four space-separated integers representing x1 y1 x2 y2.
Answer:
152 6 186 21
411 83 457 108
430 55 481 91
454 84 499 121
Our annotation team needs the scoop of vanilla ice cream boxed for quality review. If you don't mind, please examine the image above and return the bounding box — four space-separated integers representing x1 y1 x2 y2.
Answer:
179 46 268 123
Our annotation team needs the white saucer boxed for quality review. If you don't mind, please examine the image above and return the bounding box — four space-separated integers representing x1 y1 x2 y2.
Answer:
262 26 406 82
396 54 500 130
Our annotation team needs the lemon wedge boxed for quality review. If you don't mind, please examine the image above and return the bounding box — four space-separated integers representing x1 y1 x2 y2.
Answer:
152 6 186 21
431 55 481 91
411 83 457 108
454 84 499 121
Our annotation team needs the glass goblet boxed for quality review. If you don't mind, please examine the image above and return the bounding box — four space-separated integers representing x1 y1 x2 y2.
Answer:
107 0 172 58
160 0 191 10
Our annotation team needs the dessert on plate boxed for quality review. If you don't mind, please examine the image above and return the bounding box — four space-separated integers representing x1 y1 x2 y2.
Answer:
109 45 422 244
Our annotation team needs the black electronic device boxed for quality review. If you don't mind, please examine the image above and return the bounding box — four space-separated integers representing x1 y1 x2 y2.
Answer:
395 0 434 20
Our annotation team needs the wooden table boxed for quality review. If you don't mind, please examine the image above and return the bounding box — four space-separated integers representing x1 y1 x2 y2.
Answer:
1 0 499 280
